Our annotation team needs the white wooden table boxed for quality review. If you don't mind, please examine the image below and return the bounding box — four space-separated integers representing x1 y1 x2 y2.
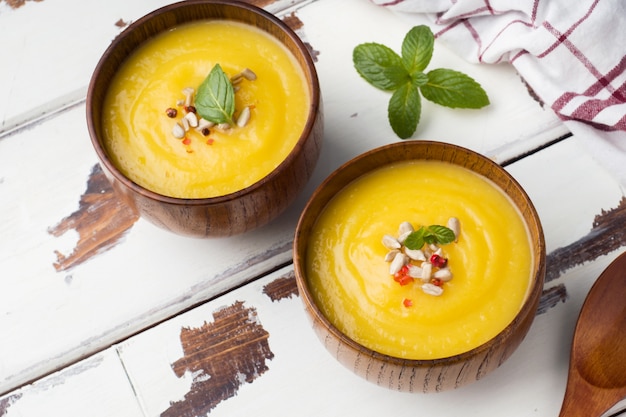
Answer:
1 0 625 416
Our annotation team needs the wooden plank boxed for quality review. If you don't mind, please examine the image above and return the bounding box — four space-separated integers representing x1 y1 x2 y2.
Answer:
505 137 625 255
0 350 142 417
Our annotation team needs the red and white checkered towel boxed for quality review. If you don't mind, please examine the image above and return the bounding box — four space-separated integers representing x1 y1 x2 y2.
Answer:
372 0 626 187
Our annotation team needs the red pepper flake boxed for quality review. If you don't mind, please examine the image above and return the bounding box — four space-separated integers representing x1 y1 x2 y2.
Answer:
403 298 413 308
432 278 443 287
182 137 191 146
430 254 447 268
393 265 413 286
395 275 412 286
206 138 215 145
394 264 409 277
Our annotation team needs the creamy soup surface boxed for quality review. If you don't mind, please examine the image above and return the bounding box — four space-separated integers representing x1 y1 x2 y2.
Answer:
102 20 310 198
306 160 534 359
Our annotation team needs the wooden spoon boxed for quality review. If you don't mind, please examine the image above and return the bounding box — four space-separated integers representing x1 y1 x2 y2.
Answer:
558 251 626 417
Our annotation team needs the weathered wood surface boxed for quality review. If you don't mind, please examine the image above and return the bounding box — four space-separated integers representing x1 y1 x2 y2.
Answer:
1 0 625 415
0 351 144 416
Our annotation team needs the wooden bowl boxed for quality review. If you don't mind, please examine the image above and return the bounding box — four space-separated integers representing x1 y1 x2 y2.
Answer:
293 141 546 393
87 0 323 237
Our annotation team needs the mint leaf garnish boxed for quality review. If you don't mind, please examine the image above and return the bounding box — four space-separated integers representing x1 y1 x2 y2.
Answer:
425 225 456 245
388 81 421 139
421 68 490 109
404 225 455 250
353 25 489 139
401 25 434 74
412 71 429 87
195 64 235 125
404 228 426 250
353 43 410 91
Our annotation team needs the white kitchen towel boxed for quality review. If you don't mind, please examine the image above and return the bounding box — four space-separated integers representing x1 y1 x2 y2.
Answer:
372 0 626 188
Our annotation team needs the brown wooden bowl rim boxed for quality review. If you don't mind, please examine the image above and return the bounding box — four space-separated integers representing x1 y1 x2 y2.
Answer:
293 140 547 366
86 0 321 207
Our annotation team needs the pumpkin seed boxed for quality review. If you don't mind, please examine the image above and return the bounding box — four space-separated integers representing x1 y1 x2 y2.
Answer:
422 283 444 296
405 248 426 261
384 249 400 262
421 262 432 281
182 87 195 107
382 234 401 250
407 264 423 278
241 68 257 81
236 106 251 127
389 252 408 275
433 268 453 282
398 221 414 236
184 112 199 128
172 122 185 139
447 217 460 242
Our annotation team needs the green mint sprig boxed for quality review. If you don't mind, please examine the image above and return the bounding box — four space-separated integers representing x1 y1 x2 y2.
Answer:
195 64 235 125
404 225 455 250
353 25 489 139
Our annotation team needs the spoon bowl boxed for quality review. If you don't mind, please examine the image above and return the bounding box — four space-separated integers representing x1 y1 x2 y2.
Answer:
558 251 626 417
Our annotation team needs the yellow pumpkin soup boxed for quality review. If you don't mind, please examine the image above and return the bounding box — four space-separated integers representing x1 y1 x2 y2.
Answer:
102 20 310 198
306 160 533 360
